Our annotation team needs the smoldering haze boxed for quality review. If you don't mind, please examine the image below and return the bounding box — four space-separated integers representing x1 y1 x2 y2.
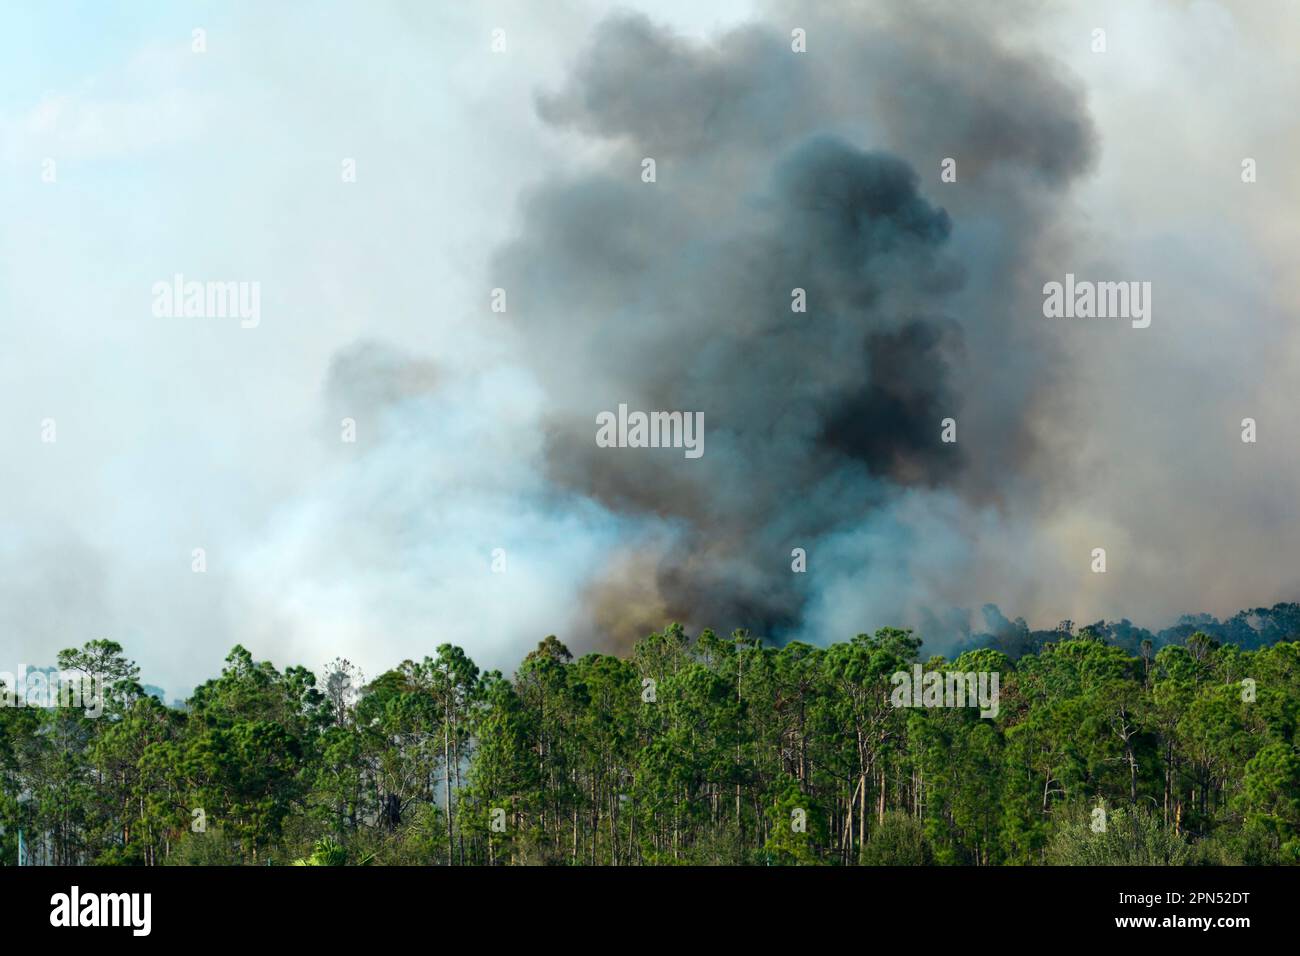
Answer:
11 0 1300 691
509 133 969 642
479 8 1095 649
262 6 1098 658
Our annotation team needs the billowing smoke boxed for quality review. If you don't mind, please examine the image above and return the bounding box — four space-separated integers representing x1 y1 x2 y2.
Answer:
478 8 1095 650
241 4 1101 666
218 1 1102 671
13 1 1300 696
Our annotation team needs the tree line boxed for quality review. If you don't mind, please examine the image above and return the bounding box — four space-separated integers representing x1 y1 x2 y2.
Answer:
1 621 1297 865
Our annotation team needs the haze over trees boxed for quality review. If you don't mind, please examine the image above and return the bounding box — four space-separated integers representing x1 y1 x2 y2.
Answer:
2 613 1298 866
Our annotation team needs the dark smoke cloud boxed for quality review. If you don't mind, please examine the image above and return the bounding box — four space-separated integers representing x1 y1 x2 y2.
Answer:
486 8 1098 649
536 17 815 157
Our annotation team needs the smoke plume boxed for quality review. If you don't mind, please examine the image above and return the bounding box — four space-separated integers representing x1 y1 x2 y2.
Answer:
471 7 1097 650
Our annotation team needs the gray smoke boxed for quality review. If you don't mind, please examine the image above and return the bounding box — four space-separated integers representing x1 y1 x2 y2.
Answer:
13 1 1300 695
476 7 1096 650
220 3 1102 671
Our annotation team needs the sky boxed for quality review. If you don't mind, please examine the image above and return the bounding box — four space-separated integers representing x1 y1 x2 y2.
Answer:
2 0 1299 697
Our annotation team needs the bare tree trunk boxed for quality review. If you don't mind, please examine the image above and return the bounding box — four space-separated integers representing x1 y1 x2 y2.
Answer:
878 766 886 824
858 769 867 852
444 706 453 864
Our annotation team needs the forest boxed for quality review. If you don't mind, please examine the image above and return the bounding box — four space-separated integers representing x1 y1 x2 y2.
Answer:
2 614 1298 866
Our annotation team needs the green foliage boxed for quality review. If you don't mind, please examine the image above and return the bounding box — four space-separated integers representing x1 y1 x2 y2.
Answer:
3 629 1298 865
763 775 827 865
1046 804 1192 866
860 811 932 865
165 827 245 866
293 837 349 866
